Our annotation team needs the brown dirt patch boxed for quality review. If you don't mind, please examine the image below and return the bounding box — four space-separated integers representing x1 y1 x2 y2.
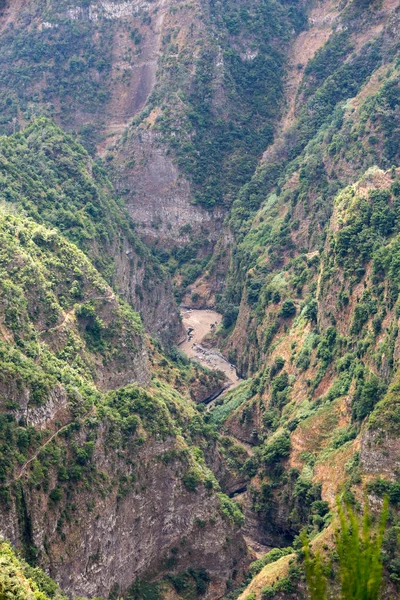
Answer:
315 439 359 504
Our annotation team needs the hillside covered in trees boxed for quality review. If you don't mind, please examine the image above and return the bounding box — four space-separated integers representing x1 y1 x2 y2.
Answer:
0 0 399 599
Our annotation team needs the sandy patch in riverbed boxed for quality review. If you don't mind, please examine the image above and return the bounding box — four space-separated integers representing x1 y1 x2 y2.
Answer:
179 309 241 387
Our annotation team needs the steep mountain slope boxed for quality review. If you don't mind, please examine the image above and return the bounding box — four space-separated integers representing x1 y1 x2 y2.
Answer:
219 0 400 373
0 124 248 598
0 118 182 342
0 209 248 598
197 1 400 596
113 0 307 246
0 0 306 257
0 0 399 599
0 540 68 600
0 0 165 141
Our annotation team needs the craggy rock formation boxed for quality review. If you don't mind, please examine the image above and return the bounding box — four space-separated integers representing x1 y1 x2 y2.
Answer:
0 0 400 598
0 210 248 599
1 430 247 598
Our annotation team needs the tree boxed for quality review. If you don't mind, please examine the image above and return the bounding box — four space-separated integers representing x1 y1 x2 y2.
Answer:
302 498 388 600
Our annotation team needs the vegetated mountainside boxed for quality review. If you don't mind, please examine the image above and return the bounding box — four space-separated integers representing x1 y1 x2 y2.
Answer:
0 118 249 599
194 0 400 597
0 208 249 598
113 0 306 242
0 540 69 600
0 0 400 599
217 0 399 372
213 171 400 600
0 0 166 142
0 0 307 302
0 118 182 343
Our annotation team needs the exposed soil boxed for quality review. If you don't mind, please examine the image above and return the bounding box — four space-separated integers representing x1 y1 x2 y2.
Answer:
179 308 241 388
263 0 339 162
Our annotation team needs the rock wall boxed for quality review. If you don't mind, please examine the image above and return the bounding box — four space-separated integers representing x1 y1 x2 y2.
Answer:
0 430 248 599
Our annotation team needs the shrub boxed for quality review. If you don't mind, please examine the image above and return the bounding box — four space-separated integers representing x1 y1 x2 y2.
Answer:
182 468 202 492
262 431 291 465
352 375 386 421
217 493 245 526
280 299 296 318
49 487 62 502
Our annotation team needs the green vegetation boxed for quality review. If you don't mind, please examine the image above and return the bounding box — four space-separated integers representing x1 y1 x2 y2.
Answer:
260 564 301 598
0 541 67 600
0 119 174 334
135 0 307 208
0 2 115 135
262 431 291 465
0 155 241 592
0 0 399 598
167 569 210 599
249 547 294 577
217 492 245 526
207 382 252 426
303 500 388 600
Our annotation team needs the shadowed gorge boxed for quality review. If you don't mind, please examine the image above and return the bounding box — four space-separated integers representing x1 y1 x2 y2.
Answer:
0 0 399 599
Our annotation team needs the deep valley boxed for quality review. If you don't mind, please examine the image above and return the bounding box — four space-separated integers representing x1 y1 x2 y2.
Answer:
0 0 399 599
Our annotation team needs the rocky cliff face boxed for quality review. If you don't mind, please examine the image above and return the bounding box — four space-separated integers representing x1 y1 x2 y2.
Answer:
112 0 307 250
0 210 248 599
115 128 227 248
2 425 247 599
0 119 182 343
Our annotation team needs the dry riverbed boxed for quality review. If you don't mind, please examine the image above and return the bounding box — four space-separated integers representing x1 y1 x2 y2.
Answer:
179 308 241 389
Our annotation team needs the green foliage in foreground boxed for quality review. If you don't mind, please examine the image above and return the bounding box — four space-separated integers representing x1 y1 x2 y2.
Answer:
0 540 66 600
303 499 388 600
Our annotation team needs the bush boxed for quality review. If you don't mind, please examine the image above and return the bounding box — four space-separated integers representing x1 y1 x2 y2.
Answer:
217 493 245 526
262 431 291 465
49 487 62 502
352 375 386 421
182 468 202 492
280 299 296 318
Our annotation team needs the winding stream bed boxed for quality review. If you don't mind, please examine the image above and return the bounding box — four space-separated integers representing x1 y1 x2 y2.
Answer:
179 308 241 388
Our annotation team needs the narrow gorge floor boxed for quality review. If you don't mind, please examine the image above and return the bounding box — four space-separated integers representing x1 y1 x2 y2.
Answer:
179 308 241 389
179 310 271 562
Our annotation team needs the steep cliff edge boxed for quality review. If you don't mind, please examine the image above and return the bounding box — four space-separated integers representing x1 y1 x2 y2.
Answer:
0 118 182 343
0 210 249 598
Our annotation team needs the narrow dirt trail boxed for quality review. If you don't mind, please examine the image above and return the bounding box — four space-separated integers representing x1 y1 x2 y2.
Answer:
38 292 116 336
12 407 95 483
